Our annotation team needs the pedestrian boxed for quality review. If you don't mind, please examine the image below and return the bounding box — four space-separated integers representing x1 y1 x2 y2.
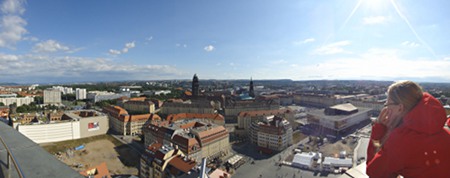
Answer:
366 81 450 177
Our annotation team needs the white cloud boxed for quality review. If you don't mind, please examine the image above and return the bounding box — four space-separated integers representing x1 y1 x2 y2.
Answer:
0 15 27 48
204 45 215 52
293 38 315 45
147 36 153 41
109 41 136 55
0 0 27 48
125 41 135 49
363 16 388 25
0 53 18 61
109 49 121 55
288 48 450 81
1 0 25 14
33 40 70 53
313 40 351 55
0 54 183 82
401 41 420 47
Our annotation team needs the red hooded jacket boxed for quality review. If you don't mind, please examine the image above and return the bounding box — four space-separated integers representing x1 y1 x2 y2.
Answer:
367 93 450 177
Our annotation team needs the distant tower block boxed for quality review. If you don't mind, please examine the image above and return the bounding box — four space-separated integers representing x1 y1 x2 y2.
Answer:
192 74 199 97
249 77 255 98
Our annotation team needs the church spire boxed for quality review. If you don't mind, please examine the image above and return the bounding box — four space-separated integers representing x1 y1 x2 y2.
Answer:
192 74 199 97
249 77 255 98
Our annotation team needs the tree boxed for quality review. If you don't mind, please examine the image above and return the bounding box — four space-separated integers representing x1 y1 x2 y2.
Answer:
0 102 4 106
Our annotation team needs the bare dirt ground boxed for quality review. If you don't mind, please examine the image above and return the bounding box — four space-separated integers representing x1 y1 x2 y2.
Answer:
54 139 140 175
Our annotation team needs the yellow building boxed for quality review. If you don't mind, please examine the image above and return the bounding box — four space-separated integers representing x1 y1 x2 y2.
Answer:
124 100 155 114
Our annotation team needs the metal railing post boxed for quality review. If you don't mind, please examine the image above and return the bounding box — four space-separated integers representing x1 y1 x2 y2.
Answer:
0 136 25 178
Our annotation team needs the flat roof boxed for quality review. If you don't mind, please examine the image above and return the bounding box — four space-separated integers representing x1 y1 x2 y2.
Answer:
330 103 358 112
307 106 372 122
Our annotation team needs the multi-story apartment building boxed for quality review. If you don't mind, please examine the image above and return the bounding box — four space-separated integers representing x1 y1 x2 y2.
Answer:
44 89 61 105
52 86 73 94
123 100 155 114
144 119 229 163
140 143 198 178
102 105 161 135
87 91 130 103
249 115 293 152
75 88 87 100
0 96 34 106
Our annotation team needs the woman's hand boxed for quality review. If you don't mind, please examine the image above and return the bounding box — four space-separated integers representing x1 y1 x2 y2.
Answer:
377 107 392 126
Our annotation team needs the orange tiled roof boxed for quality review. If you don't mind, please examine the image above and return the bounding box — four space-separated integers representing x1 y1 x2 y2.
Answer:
168 155 196 173
119 113 161 122
209 169 231 178
79 162 111 178
184 91 192 96
147 142 163 153
196 126 227 139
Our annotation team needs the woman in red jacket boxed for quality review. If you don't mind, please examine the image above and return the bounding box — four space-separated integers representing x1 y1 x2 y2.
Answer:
367 81 450 177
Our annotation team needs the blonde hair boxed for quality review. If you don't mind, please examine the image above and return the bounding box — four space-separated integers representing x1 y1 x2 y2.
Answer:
378 81 423 147
387 80 423 113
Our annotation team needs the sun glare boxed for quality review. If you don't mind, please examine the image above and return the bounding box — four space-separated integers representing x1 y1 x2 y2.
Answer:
363 0 388 9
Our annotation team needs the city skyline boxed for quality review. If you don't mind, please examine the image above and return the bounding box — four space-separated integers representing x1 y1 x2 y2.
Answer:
0 0 450 83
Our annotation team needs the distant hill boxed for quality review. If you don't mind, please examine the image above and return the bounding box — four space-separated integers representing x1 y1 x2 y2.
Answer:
0 82 20 86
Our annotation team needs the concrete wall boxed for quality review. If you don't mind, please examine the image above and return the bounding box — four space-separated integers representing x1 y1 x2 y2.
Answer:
16 114 108 144
17 121 80 144
79 115 109 138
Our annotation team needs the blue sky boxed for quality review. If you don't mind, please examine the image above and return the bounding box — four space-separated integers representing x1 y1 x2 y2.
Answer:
0 0 450 83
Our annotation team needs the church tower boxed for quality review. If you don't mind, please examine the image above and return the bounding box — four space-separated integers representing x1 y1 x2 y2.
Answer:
249 77 255 98
192 74 199 97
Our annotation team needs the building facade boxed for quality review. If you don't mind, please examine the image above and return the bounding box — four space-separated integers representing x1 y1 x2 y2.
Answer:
87 91 130 103
102 105 161 135
123 100 155 114
13 110 108 143
75 88 87 100
249 116 293 152
306 103 371 137
44 89 62 105
0 97 34 106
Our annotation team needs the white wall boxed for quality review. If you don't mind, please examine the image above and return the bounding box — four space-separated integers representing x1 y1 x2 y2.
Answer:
17 122 81 144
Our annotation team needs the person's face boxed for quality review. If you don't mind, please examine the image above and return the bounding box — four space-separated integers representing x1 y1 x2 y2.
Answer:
384 97 404 121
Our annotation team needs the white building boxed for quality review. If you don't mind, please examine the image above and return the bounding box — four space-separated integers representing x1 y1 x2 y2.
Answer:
14 110 109 144
75 88 87 100
0 97 34 106
52 86 74 94
322 157 353 171
44 89 62 105
292 152 322 169
87 91 130 103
